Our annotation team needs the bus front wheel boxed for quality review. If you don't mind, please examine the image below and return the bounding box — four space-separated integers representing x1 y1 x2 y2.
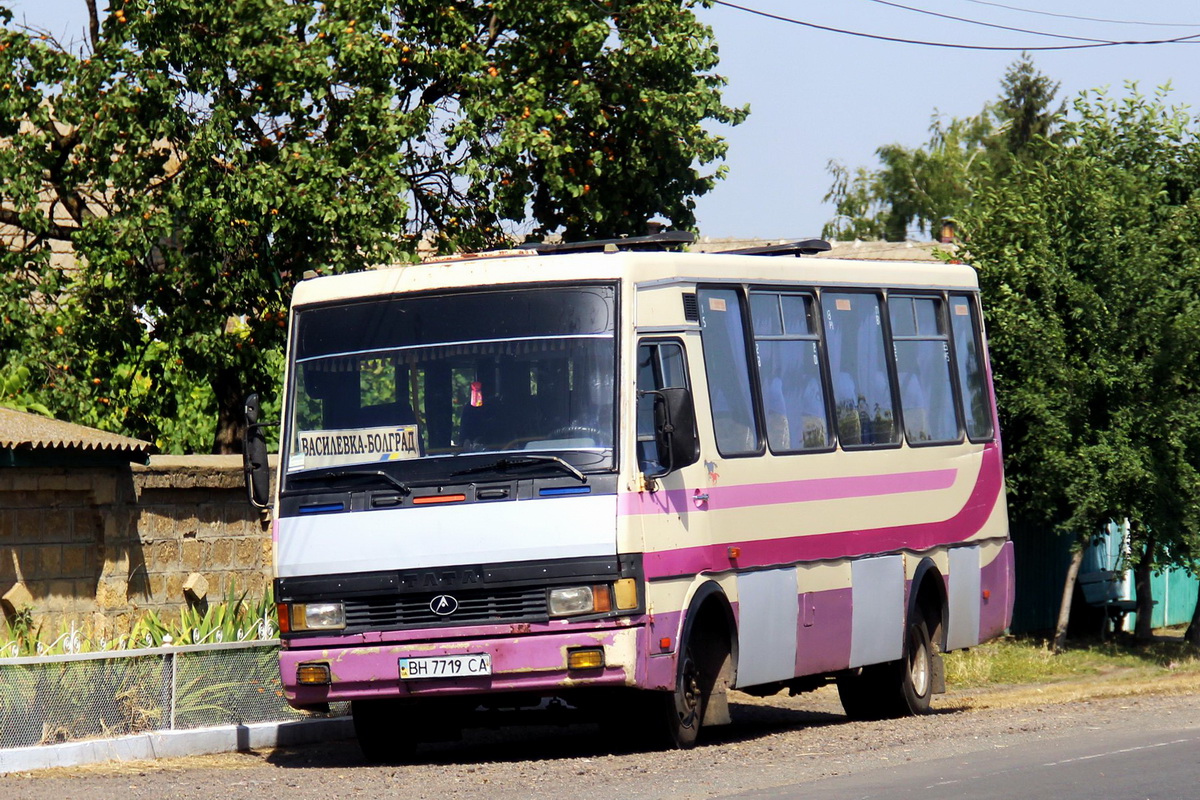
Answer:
351 699 418 764
664 643 705 748
631 640 709 750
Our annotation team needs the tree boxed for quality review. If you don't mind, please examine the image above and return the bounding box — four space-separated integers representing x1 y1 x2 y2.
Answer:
823 113 994 241
823 54 1063 242
961 86 1200 644
0 0 745 452
989 52 1066 170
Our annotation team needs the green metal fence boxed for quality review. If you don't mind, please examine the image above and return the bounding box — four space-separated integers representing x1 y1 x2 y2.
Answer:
1011 522 1199 634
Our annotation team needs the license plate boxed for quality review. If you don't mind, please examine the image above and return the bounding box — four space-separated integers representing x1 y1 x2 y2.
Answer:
399 654 492 680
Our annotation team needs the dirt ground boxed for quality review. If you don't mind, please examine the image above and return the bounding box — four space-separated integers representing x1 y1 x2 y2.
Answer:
4 667 1199 800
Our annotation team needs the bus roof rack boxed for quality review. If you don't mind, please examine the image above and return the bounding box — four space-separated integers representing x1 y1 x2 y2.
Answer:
719 239 832 257
515 231 695 254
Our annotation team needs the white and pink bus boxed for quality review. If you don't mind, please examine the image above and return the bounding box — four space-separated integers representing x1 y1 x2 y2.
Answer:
244 236 1014 761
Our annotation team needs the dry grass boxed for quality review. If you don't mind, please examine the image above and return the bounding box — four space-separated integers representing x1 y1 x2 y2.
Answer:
943 629 1200 710
947 666 1200 711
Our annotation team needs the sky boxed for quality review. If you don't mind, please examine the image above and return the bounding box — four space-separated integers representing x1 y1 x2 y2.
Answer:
7 0 1200 240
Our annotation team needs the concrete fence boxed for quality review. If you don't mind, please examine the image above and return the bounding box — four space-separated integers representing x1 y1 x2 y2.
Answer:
0 456 273 640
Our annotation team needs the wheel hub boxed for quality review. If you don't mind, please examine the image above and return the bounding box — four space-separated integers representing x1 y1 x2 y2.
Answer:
910 640 930 697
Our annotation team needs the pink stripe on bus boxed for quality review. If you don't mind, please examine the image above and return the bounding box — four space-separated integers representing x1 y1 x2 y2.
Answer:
641 445 1004 578
620 467 958 517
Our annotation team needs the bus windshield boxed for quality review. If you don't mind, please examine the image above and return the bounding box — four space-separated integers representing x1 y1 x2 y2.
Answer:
284 284 617 481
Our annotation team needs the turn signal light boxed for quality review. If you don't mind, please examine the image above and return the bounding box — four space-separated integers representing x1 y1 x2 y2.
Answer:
613 578 638 610
567 648 605 671
296 662 332 685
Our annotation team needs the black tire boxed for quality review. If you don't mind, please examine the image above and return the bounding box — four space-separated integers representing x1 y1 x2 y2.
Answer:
664 643 706 748
631 640 709 750
351 700 418 764
836 617 934 720
835 667 881 721
898 616 934 715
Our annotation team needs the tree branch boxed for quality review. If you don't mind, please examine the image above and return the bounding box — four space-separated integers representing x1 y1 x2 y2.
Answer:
42 129 94 227
85 0 100 51
0 207 82 242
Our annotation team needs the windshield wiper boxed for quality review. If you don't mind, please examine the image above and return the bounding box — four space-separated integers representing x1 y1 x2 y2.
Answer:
288 467 411 495
451 454 587 483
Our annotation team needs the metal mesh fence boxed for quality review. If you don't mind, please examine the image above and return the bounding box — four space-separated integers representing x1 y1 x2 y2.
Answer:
0 641 345 749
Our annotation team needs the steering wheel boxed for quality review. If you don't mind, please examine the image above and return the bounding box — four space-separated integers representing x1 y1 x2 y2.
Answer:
546 425 604 442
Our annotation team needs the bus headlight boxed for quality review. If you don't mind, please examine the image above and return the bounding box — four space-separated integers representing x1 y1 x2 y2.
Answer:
281 602 346 632
549 585 612 617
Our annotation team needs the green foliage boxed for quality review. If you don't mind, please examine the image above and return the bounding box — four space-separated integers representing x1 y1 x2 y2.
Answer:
0 0 743 452
0 365 52 416
824 113 995 241
962 86 1200 581
0 586 277 657
0 606 40 657
129 582 277 648
823 55 1063 241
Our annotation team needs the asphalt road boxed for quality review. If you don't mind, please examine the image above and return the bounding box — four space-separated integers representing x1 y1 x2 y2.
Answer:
730 707 1200 800
3 686 1199 800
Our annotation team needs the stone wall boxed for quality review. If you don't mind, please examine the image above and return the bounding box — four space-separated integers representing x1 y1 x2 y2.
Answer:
0 455 273 639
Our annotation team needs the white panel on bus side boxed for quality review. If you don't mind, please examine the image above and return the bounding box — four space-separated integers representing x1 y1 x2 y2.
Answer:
947 545 982 651
734 567 799 688
849 555 905 668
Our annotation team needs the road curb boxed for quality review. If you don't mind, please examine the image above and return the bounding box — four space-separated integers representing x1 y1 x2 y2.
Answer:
0 716 354 774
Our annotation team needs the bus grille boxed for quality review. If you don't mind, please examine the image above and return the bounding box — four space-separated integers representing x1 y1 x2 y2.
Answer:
343 587 548 630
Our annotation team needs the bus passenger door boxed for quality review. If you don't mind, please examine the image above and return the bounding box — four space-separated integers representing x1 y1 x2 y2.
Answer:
635 336 712 552
636 335 720 694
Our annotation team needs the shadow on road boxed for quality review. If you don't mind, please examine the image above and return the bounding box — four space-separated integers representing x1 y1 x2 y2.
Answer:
264 695 963 770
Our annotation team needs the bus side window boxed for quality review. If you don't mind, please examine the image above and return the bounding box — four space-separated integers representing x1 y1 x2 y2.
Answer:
697 288 760 455
949 294 995 441
889 295 961 445
823 292 899 447
637 342 689 473
750 292 832 452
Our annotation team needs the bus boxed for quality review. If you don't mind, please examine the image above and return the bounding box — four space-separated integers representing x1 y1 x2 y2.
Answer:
243 235 1014 761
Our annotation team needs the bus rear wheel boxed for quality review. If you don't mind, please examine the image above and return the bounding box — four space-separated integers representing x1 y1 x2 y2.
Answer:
836 617 934 720
899 617 934 714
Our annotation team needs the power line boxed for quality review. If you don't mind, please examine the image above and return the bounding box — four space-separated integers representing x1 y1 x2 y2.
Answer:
957 0 1200 29
708 0 1200 51
864 0 1132 44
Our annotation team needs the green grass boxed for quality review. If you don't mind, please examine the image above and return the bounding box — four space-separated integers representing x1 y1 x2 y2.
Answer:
945 631 1200 689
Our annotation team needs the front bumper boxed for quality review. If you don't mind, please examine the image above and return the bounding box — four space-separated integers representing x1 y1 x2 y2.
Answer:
280 622 647 707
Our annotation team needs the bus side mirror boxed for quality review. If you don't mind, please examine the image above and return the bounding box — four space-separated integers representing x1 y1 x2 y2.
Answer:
243 393 271 509
653 387 700 475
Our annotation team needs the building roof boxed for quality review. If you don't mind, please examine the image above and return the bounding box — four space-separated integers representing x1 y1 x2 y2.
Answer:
0 407 152 464
691 238 957 262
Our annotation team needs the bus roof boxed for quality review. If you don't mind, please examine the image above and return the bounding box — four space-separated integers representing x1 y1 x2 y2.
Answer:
290 250 979 308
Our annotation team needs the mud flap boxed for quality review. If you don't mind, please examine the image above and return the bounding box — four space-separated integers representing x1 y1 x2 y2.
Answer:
703 684 731 726
931 651 946 695
702 649 735 726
